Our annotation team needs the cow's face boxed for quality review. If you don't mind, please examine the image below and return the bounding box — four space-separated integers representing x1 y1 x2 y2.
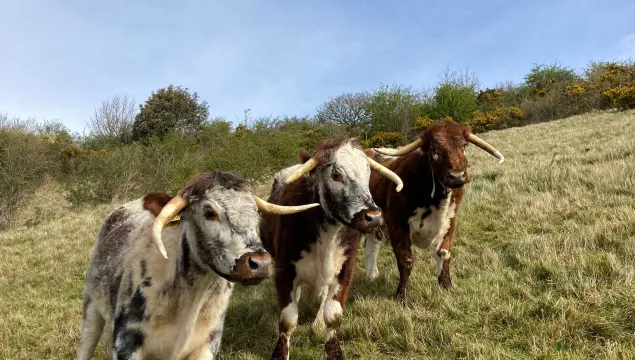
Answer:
372 119 504 190
151 171 318 284
425 123 471 189
182 186 271 285
314 141 384 233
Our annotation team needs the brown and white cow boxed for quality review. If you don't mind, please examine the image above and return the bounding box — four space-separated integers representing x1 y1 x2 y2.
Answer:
77 171 318 360
260 137 403 360
362 119 504 303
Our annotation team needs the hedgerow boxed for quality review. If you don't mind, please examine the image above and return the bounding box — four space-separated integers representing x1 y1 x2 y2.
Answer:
1 59 633 217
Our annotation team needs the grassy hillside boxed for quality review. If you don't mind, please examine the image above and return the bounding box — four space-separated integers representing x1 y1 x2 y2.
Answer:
1 110 634 359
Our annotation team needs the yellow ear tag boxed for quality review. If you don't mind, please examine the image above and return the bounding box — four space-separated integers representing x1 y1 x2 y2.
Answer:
165 213 181 227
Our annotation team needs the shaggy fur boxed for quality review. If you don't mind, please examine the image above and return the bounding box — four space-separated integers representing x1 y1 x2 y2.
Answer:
77 171 272 360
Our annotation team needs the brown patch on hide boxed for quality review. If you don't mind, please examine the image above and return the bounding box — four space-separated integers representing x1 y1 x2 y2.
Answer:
143 192 173 217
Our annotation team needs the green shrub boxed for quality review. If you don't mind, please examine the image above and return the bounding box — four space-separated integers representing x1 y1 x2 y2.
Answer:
428 82 479 123
364 84 426 138
0 128 57 229
524 62 580 97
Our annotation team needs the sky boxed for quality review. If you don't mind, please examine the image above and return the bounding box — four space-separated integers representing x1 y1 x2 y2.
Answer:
1 0 634 134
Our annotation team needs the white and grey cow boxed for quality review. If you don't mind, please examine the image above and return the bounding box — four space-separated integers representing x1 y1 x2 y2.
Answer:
77 171 318 360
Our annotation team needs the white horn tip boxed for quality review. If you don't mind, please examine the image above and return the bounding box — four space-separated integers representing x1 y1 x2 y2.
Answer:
153 227 169 260
395 183 403 192
495 152 505 164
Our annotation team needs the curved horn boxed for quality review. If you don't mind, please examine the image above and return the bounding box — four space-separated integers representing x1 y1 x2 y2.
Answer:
367 156 404 192
152 195 188 260
467 134 505 164
253 195 320 214
373 138 423 157
284 157 319 184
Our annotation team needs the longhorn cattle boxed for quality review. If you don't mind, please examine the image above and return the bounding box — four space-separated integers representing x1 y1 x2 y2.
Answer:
77 171 318 360
260 137 403 360
362 119 504 303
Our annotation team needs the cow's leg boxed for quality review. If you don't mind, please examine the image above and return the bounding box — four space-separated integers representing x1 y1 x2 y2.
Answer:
364 229 382 280
435 216 457 291
205 314 226 359
389 227 413 304
311 288 328 333
77 295 105 360
272 271 301 360
182 313 226 360
111 316 145 360
324 233 359 360
185 347 215 360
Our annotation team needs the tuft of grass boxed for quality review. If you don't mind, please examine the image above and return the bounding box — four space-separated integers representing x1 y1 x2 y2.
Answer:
1 110 634 359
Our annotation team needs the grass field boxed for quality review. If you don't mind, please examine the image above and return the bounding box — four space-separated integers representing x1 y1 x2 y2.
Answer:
1 110 634 359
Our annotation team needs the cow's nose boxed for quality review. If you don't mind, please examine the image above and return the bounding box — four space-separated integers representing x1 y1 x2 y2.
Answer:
449 171 465 181
233 250 273 284
246 251 272 276
448 171 465 183
364 208 384 228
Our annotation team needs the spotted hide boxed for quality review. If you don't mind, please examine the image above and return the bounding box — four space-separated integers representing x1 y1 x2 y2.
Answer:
77 171 317 360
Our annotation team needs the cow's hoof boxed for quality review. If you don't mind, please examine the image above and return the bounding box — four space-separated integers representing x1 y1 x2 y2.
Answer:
438 270 452 291
366 268 380 281
394 288 408 306
271 336 289 360
325 334 343 360
311 316 326 334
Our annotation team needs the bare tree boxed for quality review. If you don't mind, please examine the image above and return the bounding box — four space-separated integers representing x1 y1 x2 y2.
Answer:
87 93 137 142
316 92 371 132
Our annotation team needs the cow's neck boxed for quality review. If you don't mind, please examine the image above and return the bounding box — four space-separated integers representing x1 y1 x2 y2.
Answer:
166 230 230 358
399 151 449 206
174 229 228 300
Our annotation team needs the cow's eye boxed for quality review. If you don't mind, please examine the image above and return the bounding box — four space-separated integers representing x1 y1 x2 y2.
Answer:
204 209 219 221
332 172 343 183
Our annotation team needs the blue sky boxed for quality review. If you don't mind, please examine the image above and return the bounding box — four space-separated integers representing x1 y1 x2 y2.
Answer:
1 0 634 134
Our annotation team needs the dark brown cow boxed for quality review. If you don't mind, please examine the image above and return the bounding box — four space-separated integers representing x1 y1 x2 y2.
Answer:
260 137 403 360
362 119 504 303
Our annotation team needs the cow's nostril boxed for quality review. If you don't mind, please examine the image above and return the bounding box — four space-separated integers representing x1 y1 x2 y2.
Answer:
248 257 259 270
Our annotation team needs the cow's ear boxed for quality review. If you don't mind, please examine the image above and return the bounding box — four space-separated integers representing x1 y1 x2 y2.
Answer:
299 148 312 164
462 124 473 139
143 192 174 217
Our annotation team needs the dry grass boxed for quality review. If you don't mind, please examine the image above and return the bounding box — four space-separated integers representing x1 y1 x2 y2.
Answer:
1 110 634 359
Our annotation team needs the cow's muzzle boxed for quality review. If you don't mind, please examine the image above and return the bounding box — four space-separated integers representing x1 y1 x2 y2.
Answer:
445 171 469 188
230 250 273 285
350 207 384 233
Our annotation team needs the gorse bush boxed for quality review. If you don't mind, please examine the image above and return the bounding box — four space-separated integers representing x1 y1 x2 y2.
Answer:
361 131 405 148
2 58 634 216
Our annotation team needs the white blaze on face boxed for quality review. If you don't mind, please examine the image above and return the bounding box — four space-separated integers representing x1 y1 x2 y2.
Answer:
333 142 372 187
322 142 374 222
